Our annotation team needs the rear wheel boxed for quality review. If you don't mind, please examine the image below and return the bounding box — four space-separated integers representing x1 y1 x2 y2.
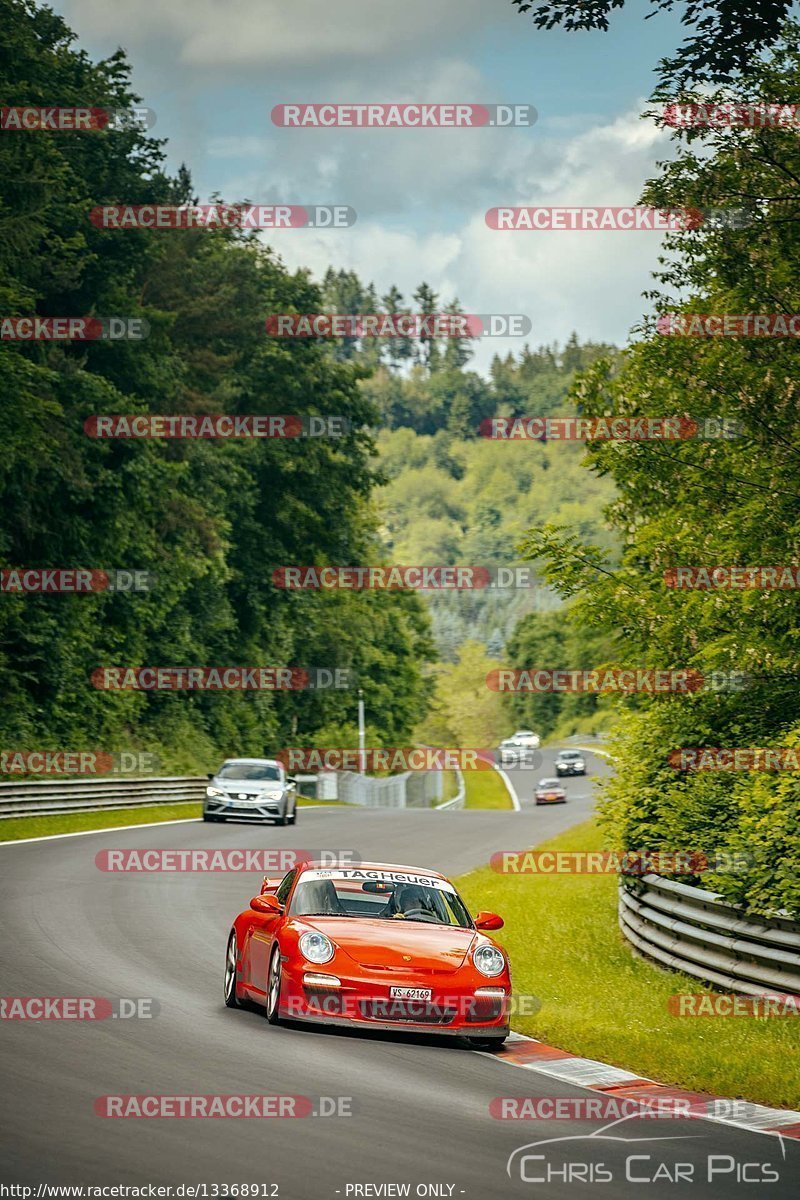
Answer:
266 947 282 1024
224 930 240 1008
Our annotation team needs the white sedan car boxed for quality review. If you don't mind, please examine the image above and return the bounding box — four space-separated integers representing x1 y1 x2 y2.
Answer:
203 758 297 825
498 730 541 763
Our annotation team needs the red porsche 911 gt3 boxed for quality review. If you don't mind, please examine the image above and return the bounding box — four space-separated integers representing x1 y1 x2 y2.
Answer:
224 861 510 1047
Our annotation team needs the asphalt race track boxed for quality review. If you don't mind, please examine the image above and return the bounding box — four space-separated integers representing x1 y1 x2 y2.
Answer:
1 749 797 1197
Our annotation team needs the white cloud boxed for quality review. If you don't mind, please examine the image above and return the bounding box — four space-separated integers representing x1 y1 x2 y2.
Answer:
59 0 491 68
268 105 676 370
54 0 677 366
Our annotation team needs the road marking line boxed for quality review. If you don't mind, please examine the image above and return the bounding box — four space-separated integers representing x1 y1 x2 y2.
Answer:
0 804 341 848
0 817 202 846
493 763 521 811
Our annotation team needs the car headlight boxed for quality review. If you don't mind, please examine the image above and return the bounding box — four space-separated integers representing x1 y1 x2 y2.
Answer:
263 790 283 801
473 943 505 977
299 931 335 964
206 787 225 798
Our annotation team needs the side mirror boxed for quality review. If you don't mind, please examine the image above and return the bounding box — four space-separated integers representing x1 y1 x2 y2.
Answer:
287 776 297 785
207 772 214 780
474 911 504 931
250 894 282 915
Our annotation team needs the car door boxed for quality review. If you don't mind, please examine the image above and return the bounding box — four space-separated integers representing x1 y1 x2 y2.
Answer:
246 869 297 998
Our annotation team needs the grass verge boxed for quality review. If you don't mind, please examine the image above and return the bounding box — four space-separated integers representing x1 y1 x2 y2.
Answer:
463 768 514 810
0 795 339 843
438 770 460 804
456 818 800 1110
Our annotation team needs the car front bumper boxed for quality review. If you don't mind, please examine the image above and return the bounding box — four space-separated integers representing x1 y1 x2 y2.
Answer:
204 796 285 821
278 963 511 1037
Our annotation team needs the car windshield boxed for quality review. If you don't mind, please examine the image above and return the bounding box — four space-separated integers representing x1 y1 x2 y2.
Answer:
289 871 473 927
217 762 282 782
538 778 560 788
558 752 580 760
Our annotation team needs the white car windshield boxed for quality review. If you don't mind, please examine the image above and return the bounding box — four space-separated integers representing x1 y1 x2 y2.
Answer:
217 762 282 782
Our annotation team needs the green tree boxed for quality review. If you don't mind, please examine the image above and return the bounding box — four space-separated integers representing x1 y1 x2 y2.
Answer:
518 30 800 915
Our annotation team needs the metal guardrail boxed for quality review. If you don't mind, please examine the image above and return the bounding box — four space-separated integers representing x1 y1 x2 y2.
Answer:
0 766 448 818
436 766 465 810
619 873 800 996
0 776 207 818
334 769 443 809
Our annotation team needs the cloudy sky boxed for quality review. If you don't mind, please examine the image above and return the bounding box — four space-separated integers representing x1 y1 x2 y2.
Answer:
56 0 686 371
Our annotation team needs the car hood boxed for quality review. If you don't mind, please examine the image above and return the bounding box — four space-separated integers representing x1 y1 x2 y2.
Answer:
297 918 478 973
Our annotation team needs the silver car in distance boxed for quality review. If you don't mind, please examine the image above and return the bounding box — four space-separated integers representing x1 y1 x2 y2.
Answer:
203 757 298 825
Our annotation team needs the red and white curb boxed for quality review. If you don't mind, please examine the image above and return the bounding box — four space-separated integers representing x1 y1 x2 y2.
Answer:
488 1031 800 1141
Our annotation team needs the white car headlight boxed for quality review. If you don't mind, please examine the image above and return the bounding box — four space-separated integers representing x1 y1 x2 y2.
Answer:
473 943 505 977
206 787 225 798
299 931 335 964
264 790 283 801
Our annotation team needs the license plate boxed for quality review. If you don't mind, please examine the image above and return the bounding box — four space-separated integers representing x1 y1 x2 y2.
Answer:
389 987 431 1000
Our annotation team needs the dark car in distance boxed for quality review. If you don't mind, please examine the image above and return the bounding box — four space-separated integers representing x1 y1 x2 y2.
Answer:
555 749 586 777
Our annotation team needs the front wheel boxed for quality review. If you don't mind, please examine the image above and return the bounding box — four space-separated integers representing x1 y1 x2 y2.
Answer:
266 946 283 1024
224 930 240 1008
288 805 297 825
